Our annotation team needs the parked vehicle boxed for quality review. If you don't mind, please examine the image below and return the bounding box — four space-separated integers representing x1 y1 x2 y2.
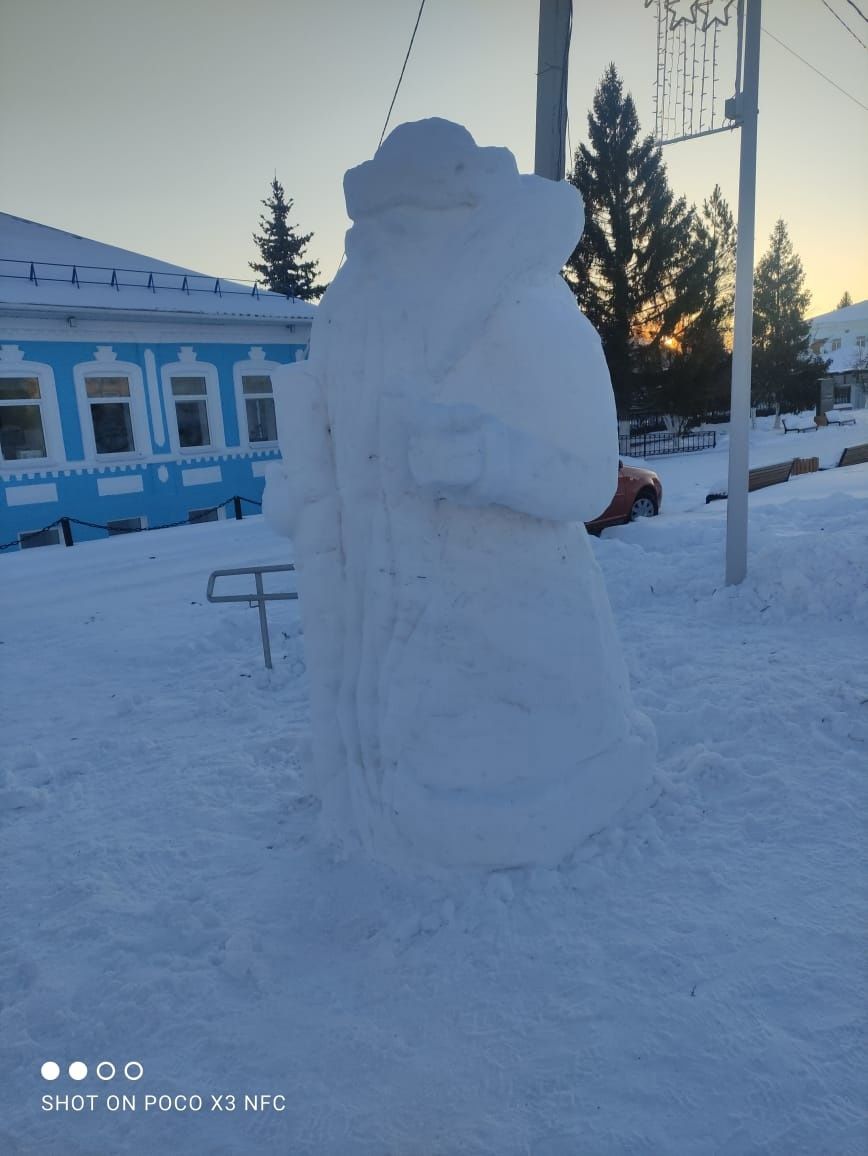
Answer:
586 461 663 533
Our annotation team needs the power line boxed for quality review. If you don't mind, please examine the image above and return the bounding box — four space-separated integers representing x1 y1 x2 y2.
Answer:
378 0 428 148
843 0 868 23
820 0 868 50
762 25 868 112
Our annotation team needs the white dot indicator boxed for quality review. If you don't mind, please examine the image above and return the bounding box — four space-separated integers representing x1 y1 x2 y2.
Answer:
124 1061 143 1081
96 1061 116 1081
41 1062 60 1081
69 1061 88 1081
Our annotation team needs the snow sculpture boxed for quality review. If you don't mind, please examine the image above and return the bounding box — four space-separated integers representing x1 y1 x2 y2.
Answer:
265 119 655 869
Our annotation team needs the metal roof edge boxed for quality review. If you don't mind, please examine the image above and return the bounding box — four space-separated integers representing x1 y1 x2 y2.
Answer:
0 301 314 327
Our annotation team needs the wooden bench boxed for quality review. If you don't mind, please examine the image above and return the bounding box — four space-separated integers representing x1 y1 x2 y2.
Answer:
837 443 868 468
815 412 857 428
782 418 817 434
826 413 857 427
791 456 819 476
748 460 794 491
706 459 794 503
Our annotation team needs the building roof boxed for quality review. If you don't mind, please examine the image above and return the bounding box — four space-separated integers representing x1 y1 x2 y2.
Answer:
0 213 316 323
809 299 867 375
809 299 868 330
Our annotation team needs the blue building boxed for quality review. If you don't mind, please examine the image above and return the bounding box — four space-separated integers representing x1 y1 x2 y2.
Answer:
0 213 314 550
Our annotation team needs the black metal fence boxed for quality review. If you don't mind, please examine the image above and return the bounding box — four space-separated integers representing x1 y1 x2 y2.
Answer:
619 430 717 458
1 494 263 553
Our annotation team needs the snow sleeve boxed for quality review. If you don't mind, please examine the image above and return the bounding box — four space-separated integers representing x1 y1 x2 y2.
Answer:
407 281 621 525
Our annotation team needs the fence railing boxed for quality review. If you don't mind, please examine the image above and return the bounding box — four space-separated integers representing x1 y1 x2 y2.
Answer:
1 494 263 553
206 564 298 670
619 430 717 458
0 256 307 305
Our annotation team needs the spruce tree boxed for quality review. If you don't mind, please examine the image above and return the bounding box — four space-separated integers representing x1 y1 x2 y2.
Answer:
250 177 326 301
652 185 737 429
837 290 853 310
752 220 826 416
566 64 703 414
695 184 736 343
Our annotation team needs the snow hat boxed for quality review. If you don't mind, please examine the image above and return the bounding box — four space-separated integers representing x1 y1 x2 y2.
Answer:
342 117 584 270
344 118 517 216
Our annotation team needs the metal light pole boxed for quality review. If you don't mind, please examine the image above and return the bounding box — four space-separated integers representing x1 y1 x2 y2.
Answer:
725 0 762 585
534 0 572 180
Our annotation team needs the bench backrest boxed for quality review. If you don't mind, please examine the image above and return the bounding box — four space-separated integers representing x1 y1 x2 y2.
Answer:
748 460 794 491
791 456 819 476
838 442 868 468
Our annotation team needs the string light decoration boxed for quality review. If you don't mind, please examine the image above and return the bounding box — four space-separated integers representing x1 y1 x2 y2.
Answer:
646 0 742 144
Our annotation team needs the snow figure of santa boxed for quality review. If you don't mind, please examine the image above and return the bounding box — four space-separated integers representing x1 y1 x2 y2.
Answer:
264 118 655 870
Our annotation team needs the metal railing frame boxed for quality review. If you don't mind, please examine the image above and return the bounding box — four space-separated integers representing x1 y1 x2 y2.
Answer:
206 564 298 670
619 430 717 458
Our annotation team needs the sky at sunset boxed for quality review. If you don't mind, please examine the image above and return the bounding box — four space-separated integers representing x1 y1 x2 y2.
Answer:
1 0 866 316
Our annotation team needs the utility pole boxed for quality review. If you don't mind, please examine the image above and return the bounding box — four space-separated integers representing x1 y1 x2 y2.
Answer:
534 0 572 180
725 0 762 585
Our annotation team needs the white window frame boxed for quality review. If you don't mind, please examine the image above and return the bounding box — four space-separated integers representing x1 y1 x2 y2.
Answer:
233 355 281 449
160 358 225 455
74 357 151 461
0 360 65 467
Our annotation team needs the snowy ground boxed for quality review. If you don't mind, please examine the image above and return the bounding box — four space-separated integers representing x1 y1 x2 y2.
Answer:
2 417 867 1155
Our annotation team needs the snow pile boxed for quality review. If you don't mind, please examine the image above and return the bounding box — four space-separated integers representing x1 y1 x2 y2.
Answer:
1 464 866 1154
264 119 654 869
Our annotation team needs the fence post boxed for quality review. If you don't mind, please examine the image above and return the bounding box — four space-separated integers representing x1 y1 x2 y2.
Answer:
233 496 243 521
59 517 74 547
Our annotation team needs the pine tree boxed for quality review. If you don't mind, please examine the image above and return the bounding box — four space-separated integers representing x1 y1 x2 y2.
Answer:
695 184 736 343
652 185 737 430
837 290 853 310
752 220 826 416
250 177 326 301
566 64 704 414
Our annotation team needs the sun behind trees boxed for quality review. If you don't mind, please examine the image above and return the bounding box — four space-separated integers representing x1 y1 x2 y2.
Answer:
566 65 822 430
250 177 326 301
565 65 734 429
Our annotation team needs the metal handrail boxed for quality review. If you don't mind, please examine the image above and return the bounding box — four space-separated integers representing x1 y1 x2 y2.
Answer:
206 564 298 669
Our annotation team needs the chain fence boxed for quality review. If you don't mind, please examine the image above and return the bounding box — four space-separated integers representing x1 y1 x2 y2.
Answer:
1 495 263 553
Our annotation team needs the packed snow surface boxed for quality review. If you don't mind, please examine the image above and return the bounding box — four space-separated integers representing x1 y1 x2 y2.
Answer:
265 119 654 868
2 437 866 1153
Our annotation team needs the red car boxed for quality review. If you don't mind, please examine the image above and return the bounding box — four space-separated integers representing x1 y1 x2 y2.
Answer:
586 460 663 534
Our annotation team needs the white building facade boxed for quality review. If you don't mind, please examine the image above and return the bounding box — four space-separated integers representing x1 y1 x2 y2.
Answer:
810 299 868 412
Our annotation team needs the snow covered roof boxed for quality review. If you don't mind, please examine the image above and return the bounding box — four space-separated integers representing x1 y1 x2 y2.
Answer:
0 213 316 323
809 299 867 374
809 299 868 330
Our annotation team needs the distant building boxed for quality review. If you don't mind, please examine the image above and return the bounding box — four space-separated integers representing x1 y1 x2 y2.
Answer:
809 299 867 413
0 213 314 550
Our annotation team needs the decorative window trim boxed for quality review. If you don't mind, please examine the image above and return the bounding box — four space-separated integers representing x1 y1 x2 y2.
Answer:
0 355 66 468
73 353 152 461
233 352 282 449
160 355 225 455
